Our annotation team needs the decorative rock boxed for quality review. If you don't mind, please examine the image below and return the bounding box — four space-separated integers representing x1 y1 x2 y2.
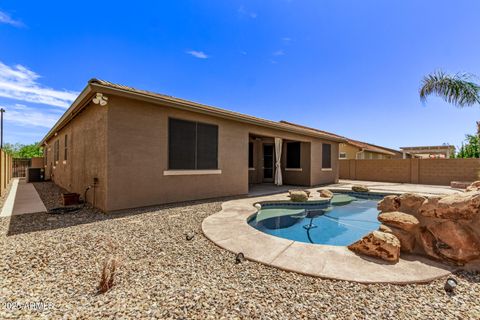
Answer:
469 181 480 188
378 211 419 232
379 224 416 253
318 189 333 198
466 186 479 192
420 221 480 265
397 193 427 215
378 224 392 233
466 181 480 192
419 228 441 260
289 190 309 202
289 189 310 197
377 195 400 212
419 192 480 220
352 185 369 193
348 231 400 263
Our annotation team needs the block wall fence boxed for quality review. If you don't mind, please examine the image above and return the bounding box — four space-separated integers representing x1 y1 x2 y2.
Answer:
0 150 13 196
339 159 480 186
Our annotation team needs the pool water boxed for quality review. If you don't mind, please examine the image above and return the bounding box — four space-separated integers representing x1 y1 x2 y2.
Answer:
248 197 381 246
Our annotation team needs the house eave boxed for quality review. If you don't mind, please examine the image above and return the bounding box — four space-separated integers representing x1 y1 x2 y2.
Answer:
40 81 346 145
39 85 94 146
91 82 345 142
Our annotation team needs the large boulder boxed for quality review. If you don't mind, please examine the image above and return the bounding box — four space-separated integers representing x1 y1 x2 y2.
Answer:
318 189 333 198
289 189 310 197
419 192 480 220
419 221 480 265
289 190 309 202
348 231 400 263
378 211 420 232
377 195 400 212
379 224 416 253
397 193 427 215
352 185 369 193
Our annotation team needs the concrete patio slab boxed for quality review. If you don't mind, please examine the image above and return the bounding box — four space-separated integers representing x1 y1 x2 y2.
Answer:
334 179 460 196
0 178 47 217
202 187 455 284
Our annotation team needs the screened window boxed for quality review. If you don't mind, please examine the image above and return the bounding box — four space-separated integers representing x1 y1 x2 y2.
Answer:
64 135 68 161
248 142 254 168
339 152 347 159
322 143 332 169
168 118 218 170
286 142 301 168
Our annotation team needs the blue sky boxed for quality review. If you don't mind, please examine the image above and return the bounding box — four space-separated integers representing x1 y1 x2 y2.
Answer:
0 0 479 150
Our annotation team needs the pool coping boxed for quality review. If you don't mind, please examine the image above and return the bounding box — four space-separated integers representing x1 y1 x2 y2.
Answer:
202 189 454 284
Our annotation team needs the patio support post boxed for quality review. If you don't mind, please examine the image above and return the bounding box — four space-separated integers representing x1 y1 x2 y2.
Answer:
274 137 283 186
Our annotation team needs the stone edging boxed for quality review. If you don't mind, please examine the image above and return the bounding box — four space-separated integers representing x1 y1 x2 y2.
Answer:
202 190 453 284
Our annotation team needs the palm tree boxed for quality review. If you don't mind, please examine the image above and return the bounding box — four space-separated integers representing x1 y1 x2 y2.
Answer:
420 71 480 107
420 71 480 138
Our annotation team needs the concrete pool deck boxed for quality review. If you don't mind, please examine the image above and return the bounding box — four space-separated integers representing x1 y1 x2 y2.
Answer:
203 186 458 284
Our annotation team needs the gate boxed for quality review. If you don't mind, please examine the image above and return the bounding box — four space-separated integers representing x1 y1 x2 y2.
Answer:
13 158 31 178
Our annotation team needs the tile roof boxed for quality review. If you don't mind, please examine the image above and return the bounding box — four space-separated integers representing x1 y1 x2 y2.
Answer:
41 79 346 144
279 120 397 156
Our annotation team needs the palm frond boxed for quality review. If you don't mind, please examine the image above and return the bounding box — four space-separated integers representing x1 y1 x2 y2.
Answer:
419 71 480 107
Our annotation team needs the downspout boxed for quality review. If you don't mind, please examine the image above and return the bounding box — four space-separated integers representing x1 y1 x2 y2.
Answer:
356 149 364 160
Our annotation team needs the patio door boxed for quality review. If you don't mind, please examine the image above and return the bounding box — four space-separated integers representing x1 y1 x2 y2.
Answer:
263 144 274 182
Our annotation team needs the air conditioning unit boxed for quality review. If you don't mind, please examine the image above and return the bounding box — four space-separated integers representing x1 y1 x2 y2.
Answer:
26 168 45 183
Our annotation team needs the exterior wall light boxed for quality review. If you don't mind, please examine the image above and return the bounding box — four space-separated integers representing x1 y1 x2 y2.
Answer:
92 93 108 106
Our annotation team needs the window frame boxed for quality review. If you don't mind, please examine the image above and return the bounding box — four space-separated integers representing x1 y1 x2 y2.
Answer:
54 140 59 163
321 143 332 170
339 152 347 159
248 142 254 169
168 118 219 171
64 135 68 161
285 141 301 169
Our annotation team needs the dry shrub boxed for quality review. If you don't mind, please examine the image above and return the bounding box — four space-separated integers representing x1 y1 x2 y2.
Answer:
98 256 120 293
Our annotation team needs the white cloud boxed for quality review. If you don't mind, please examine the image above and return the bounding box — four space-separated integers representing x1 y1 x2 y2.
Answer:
238 6 257 19
0 11 24 27
282 37 292 44
4 104 61 128
0 61 78 108
186 50 209 59
273 50 285 56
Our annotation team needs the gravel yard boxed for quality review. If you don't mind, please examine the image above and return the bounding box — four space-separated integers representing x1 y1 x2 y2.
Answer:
0 181 479 319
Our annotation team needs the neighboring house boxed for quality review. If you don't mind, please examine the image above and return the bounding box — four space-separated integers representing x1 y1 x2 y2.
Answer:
400 145 455 159
40 79 344 212
339 139 400 160
280 121 404 160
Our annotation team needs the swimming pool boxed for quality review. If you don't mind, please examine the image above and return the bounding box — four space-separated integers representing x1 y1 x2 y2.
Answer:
248 195 381 246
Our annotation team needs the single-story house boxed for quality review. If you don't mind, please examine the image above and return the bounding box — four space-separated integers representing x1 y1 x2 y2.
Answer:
400 145 455 159
279 121 406 160
40 79 345 212
339 139 398 159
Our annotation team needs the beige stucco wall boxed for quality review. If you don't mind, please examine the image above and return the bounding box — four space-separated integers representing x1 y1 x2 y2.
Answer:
339 143 392 160
310 140 339 185
105 95 339 211
44 102 108 210
43 92 339 212
281 141 311 186
339 143 359 159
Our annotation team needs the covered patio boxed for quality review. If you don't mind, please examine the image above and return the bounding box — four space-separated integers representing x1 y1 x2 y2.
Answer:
248 133 311 188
